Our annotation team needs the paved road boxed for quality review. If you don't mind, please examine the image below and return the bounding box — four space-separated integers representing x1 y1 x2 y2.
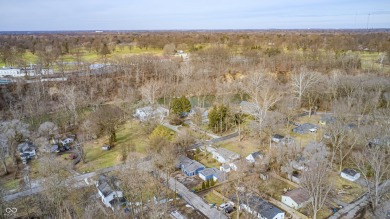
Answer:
165 176 227 219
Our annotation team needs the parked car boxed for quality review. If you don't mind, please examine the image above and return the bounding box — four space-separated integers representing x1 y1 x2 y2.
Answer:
64 145 71 150
102 145 111 150
218 203 229 210
224 206 235 214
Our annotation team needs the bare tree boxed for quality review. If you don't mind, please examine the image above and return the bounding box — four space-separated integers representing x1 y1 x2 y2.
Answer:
300 143 332 219
353 145 390 210
139 80 163 104
291 67 320 106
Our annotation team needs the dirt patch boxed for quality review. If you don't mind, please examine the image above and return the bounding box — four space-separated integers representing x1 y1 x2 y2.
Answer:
172 171 203 189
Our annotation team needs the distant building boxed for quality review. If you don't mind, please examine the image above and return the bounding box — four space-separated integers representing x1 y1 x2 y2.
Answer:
246 151 263 163
272 134 285 143
134 106 169 122
319 115 336 125
292 123 318 134
0 67 22 77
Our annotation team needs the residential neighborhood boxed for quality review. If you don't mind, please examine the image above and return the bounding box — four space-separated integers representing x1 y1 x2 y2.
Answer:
0 24 390 219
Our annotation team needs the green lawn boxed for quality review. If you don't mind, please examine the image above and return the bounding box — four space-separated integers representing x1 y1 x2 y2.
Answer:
196 152 221 168
203 191 224 205
3 179 19 190
76 120 149 172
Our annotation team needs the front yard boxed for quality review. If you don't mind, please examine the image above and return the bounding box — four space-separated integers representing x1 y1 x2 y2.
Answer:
214 138 260 157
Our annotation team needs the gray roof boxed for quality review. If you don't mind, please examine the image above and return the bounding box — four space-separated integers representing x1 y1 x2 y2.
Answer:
97 174 121 197
199 168 218 177
292 123 317 134
283 188 310 205
341 168 359 177
177 155 192 168
215 148 240 161
249 151 263 158
182 160 205 173
272 134 284 139
18 142 35 153
230 193 284 219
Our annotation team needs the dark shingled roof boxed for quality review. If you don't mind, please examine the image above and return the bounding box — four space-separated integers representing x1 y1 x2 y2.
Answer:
97 174 121 197
230 193 284 219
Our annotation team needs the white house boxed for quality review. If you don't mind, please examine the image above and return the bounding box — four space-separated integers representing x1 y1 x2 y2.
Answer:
212 148 240 164
0 67 23 77
246 151 263 163
134 106 169 122
96 174 125 211
340 168 360 182
281 188 311 209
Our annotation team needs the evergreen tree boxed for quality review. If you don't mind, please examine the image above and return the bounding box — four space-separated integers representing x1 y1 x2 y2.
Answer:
208 104 232 133
202 181 206 190
206 179 210 188
210 179 215 186
171 96 191 115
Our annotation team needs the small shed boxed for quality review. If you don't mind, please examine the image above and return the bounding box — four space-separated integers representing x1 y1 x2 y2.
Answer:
340 168 360 182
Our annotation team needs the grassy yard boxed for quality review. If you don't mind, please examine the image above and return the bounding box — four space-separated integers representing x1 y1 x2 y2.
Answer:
76 120 149 172
329 171 365 203
259 176 296 200
215 139 260 157
3 178 20 190
203 191 224 205
196 152 221 168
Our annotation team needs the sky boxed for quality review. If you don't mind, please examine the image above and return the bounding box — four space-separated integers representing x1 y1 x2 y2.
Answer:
0 0 390 31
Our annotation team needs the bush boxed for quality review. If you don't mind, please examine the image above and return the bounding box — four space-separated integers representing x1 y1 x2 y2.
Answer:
210 179 215 186
169 114 183 126
150 125 175 140
202 182 206 190
206 180 210 188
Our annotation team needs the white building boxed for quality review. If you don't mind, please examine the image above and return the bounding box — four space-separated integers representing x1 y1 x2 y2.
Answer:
246 151 263 163
212 148 240 164
134 106 169 122
281 188 311 209
0 67 22 77
340 168 360 182
96 174 125 211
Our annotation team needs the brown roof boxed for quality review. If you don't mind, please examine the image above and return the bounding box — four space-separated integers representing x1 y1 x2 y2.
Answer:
283 188 310 205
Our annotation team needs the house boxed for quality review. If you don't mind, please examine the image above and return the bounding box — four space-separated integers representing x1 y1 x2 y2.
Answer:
230 193 285 219
239 101 258 115
246 151 263 163
220 163 231 172
319 115 336 125
340 168 360 182
291 156 306 171
198 168 226 182
134 106 169 121
292 123 318 134
281 188 311 209
18 142 36 163
212 148 240 164
181 160 205 176
177 155 192 169
96 174 125 211
272 134 285 143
